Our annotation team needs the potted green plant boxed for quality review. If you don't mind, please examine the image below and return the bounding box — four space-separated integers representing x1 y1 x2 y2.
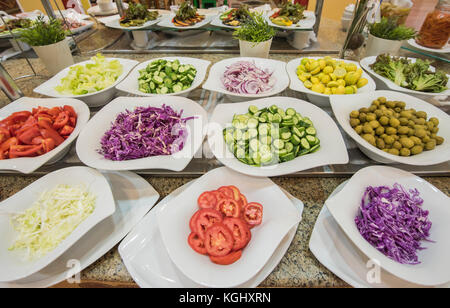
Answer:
19 16 74 75
365 17 416 57
233 12 276 58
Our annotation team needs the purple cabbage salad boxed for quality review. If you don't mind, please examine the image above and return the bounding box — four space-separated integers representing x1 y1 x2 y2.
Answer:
221 61 275 95
99 105 194 161
355 183 433 265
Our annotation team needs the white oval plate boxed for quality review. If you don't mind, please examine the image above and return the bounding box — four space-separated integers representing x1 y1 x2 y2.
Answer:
208 96 349 177
360 56 450 97
33 57 139 107
330 90 450 165
157 13 213 30
87 3 129 16
325 166 450 286
0 97 90 174
0 166 115 282
0 171 159 288
202 57 289 100
266 10 316 30
116 57 211 97
407 39 450 54
104 15 162 30
76 96 208 171
119 178 302 288
287 57 376 106
310 179 450 288
157 167 302 288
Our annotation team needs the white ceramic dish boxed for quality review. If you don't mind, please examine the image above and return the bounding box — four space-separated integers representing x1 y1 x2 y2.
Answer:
331 90 450 165
87 3 129 16
266 10 316 30
310 179 450 288
0 171 159 288
68 20 94 35
360 56 450 98
116 57 211 97
202 57 289 102
76 96 207 171
209 14 238 29
208 97 349 177
33 57 139 107
156 166 302 288
119 178 303 288
325 166 450 286
0 97 90 174
104 15 161 30
0 167 115 282
157 14 213 30
407 39 450 54
287 57 376 107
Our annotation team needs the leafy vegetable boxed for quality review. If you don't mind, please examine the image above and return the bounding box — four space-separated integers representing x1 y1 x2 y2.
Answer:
369 17 416 41
233 12 275 43
355 183 432 265
99 105 194 161
370 54 448 93
55 54 123 95
176 1 198 21
222 61 275 94
9 184 96 260
271 1 305 24
19 16 66 47
0 18 33 35
119 2 159 27
220 4 251 27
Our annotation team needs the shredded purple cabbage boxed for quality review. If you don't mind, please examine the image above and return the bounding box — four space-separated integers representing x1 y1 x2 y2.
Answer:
99 105 194 161
355 183 433 265
221 61 275 95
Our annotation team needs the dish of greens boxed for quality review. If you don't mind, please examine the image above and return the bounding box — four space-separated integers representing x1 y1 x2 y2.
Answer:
119 3 159 27
370 54 448 93
270 2 305 27
223 105 320 167
138 59 197 94
0 18 33 35
219 4 251 27
172 1 205 27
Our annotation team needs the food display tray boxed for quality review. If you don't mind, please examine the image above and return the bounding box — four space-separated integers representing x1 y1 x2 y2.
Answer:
1 88 449 177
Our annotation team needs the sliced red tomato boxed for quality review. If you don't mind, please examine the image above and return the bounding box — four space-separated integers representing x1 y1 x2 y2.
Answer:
189 210 201 233
223 217 251 251
17 126 41 145
217 198 240 218
218 186 234 199
59 125 74 136
210 249 242 265
53 111 69 130
48 107 63 118
228 185 241 201
9 144 42 158
0 127 10 144
63 105 77 118
188 232 207 255
197 191 218 209
204 223 234 257
69 117 77 127
237 193 248 211
194 208 223 239
0 137 18 152
243 202 263 228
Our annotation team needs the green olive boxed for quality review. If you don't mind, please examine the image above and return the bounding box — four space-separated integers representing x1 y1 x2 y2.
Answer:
400 137 414 149
414 118 426 125
399 117 409 126
389 118 400 128
426 121 435 130
379 116 389 126
416 111 427 119
350 118 360 127
375 126 385 136
350 110 359 118
376 138 386 149
414 128 427 139
366 114 376 122
410 136 422 145
398 126 409 135
411 145 423 155
363 134 376 146
386 101 396 108
374 110 383 118
431 127 439 134
393 141 402 150
363 123 373 134
359 113 367 122
359 107 369 113
435 136 444 145
400 111 412 119
430 117 439 126
369 120 380 129
400 148 411 156
354 125 363 134
372 99 381 106
386 127 397 135
396 101 406 108
425 140 436 151
378 97 387 104
388 148 400 156
384 135 395 145
422 136 431 143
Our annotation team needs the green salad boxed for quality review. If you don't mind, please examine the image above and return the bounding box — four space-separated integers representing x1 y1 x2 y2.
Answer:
224 105 320 167
55 54 123 95
138 59 197 94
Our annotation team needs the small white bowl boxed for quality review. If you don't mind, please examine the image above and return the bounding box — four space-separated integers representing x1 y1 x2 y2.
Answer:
33 57 139 107
116 57 211 97
325 165 450 286
330 90 450 165
0 97 90 174
287 57 377 107
202 57 289 102
76 96 208 171
208 96 349 177
0 166 115 282
157 166 302 288
360 56 450 99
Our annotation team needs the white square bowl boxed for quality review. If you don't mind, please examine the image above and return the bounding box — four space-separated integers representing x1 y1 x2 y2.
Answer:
156 166 302 288
157 13 214 30
360 56 450 98
0 97 90 174
330 90 450 165
287 57 377 107
0 166 116 282
33 57 139 107
325 165 450 286
115 57 211 97
75 96 208 171
202 57 290 102
208 96 349 177
265 10 316 30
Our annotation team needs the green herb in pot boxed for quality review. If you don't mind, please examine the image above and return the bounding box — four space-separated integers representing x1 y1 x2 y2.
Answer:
19 16 66 47
233 12 276 43
369 17 416 41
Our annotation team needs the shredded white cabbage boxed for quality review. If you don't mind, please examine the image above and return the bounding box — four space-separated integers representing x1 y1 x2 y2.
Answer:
9 184 96 260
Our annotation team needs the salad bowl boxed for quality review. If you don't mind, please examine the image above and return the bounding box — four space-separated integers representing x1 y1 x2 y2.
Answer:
33 57 139 107
157 13 213 30
104 16 162 31
266 10 316 30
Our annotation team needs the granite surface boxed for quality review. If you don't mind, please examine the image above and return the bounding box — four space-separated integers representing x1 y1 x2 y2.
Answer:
0 22 449 288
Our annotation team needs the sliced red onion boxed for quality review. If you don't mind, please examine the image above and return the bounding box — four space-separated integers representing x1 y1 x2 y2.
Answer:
221 61 275 95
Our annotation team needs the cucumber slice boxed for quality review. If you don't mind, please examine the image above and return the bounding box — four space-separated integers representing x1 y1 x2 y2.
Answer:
300 138 311 150
284 142 294 153
273 139 285 150
248 105 259 114
247 118 258 129
306 135 316 145
306 127 317 136
280 152 295 162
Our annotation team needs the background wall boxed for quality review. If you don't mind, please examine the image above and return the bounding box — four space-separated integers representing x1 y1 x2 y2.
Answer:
307 0 356 21
18 0 66 12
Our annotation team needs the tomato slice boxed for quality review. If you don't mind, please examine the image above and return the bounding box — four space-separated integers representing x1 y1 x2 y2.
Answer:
217 198 240 218
194 208 223 239
53 111 69 130
237 193 248 211
243 202 263 228
223 217 251 251
227 185 242 201
189 210 201 233
59 125 74 136
204 223 234 257
197 191 218 209
188 232 207 255
63 105 77 118
218 186 234 199
210 249 242 265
